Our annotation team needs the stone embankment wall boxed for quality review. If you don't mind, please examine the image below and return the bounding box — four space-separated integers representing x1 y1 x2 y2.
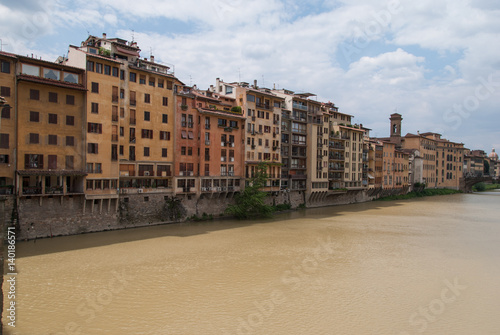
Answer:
13 187 409 240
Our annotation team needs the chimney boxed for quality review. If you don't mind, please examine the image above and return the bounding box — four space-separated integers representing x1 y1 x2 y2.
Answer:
254 79 258 89
150 55 154 62
102 33 107 39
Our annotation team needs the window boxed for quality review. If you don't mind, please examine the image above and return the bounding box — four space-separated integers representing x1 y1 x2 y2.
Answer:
144 93 151 103
1 107 10 119
167 80 173 90
25 154 43 169
160 131 170 140
1 61 10 74
158 80 164 88
66 115 75 126
63 72 78 84
91 82 99 93
48 113 57 124
229 120 238 128
120 70 125 80
0 134 9 149
29 133 39 144
247 94 255 102
95 163 102 173
66 95 75 105
181 147 186 155
162 148 168 157
22 64 40 76
48 135 57 145
0 155 9 164
112 67 119 77
129 72 137 82
112 144 118 161
218 119 227 127
141 129 153 139
30 89 40 100
130 91 136 106
28 111 38 122
149 78 155 87
48 155 57 169
95 63 103 74
104 65 111 75
144 111 150 121
88 143 99 154
188 147 193 156
140 75 146 84
66 136 75 146
88 123 103 134
112 86 118 102
66 156 74 169
91 102 99 114
120 145 124 155
162 114 168 123
0 86 10 97
144 147 150 156
162 97 168 106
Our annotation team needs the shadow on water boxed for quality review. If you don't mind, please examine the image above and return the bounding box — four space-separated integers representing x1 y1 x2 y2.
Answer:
17 199 412 258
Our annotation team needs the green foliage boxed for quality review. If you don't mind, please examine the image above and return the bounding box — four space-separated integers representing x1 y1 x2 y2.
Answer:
225 163 275 219
484 160 490 175
377 188 461 201
473 182 486 192
99 47 111 57
298 203 307 209
230 106 242 114
273 203 291 211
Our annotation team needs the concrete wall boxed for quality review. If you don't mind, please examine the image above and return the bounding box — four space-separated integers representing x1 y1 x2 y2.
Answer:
14 187 410 240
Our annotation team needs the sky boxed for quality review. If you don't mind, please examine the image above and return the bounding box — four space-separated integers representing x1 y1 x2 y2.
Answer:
1 0 499 153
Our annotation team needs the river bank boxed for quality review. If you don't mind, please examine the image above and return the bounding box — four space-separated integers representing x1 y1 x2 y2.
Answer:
376 188 462 201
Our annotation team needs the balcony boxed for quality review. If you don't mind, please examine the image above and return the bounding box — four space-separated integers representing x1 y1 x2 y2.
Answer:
205 140 210 145
256 102 271 110
292 102 307 111
138 170 154 177
180 171 194 176
329 155 344 161
156 170 172 177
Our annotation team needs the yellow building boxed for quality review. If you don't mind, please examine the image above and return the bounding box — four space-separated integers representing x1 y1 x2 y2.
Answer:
0 52 87 196
65 34 181 205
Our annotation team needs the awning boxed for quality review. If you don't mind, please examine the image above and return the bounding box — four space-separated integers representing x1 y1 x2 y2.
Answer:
367 173 375 179
116 46 139 57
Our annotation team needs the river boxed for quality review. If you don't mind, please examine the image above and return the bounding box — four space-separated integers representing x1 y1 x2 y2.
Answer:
3 191 500 334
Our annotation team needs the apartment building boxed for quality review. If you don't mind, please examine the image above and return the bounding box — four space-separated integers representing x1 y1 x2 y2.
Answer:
0 52 17 192
213 79 282 192
64 34 180 203
0 52 87 197
307 99 329 194
175 85 244 195
425 133 465 190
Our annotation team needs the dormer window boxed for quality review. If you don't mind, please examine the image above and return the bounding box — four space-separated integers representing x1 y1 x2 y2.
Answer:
88 48 97 54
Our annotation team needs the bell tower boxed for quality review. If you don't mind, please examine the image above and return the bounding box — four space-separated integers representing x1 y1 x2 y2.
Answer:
390 113 403 146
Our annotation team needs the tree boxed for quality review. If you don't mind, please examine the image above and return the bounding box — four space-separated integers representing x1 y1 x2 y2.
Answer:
225 162 274 219
484 160 490 175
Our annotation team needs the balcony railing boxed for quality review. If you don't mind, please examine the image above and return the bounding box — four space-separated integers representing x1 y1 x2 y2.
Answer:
256 102 271 110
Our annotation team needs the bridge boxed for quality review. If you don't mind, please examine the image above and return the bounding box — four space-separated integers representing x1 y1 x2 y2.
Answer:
460 174 494 193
